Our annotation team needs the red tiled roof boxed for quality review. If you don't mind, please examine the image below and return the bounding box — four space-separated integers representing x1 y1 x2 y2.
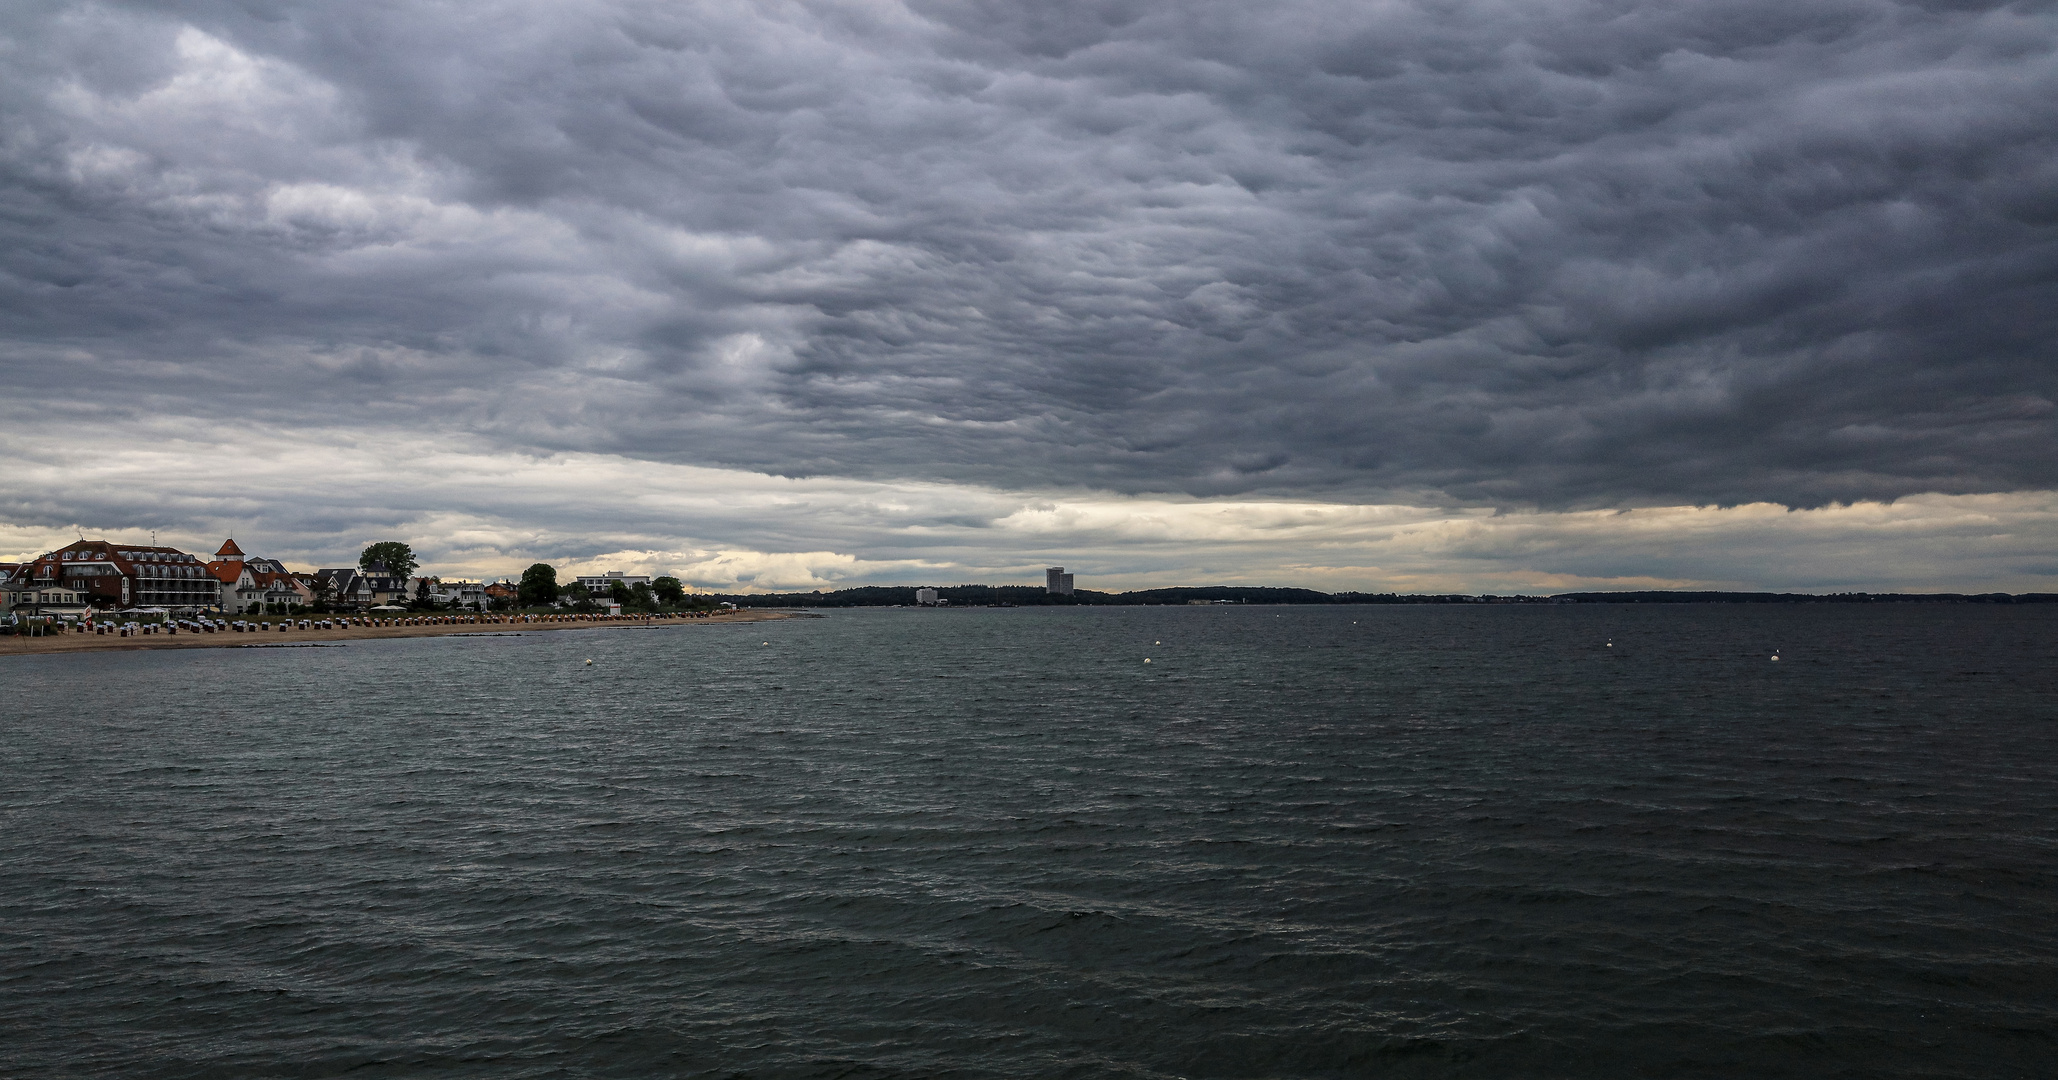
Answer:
215 538 246 558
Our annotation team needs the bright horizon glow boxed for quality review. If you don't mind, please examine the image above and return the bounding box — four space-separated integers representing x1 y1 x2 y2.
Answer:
3 426 2053 595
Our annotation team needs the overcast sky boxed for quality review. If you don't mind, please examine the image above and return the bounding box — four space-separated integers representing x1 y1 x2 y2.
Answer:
2 0 2053 591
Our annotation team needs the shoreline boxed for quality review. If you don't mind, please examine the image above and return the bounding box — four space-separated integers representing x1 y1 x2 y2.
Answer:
1 609 798 657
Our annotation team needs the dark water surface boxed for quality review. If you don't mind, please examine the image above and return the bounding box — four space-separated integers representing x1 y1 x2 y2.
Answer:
3 605 2054 1078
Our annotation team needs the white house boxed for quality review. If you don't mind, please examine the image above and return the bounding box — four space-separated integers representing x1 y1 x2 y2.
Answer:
576 571 651 595
431 579 487 610
2 581 92 621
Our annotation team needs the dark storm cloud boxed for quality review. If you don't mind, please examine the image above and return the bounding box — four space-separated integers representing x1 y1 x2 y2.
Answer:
2 0 2053 507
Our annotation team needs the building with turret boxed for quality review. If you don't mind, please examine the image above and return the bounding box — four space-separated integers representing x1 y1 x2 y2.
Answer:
204 538 310 613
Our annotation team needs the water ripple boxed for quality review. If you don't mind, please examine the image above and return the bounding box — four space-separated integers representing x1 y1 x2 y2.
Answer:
3 606 2054 1077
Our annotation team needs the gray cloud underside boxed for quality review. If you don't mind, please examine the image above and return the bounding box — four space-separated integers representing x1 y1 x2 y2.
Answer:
3 0 2054 508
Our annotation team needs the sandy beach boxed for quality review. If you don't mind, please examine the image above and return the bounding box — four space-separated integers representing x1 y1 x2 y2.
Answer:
1 609 798 657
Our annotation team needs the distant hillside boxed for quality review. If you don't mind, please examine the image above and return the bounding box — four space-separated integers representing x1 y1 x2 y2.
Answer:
1548 591 2058 604
708 584 1436 607
705 586 2058 607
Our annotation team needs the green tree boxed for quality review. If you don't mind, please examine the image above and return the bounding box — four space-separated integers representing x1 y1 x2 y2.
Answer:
360 541 419 581
411 576 433 610
518 563 558 608
309 573 335 613
652 576 685 607
628 581 655 611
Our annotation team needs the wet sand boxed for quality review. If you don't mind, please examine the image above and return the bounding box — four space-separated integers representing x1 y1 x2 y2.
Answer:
2 609 798 657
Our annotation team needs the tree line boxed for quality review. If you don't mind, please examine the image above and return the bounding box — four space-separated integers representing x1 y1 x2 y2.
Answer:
515 563 710 613
326 544 716 613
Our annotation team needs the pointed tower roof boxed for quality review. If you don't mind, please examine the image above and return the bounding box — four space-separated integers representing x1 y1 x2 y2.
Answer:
215 538 246 559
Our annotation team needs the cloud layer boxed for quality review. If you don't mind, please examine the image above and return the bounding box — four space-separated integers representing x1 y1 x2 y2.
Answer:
2 1 2053 587
3 421 2054 593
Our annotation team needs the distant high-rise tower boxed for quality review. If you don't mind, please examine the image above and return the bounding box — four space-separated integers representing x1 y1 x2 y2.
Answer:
1045 567 1075 595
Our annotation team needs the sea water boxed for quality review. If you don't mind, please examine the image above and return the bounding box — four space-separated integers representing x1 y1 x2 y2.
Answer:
2 605 2054 1078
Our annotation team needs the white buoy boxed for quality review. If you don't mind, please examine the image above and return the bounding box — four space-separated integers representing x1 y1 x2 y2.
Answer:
585 659 593 665
1144 658 1151 663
